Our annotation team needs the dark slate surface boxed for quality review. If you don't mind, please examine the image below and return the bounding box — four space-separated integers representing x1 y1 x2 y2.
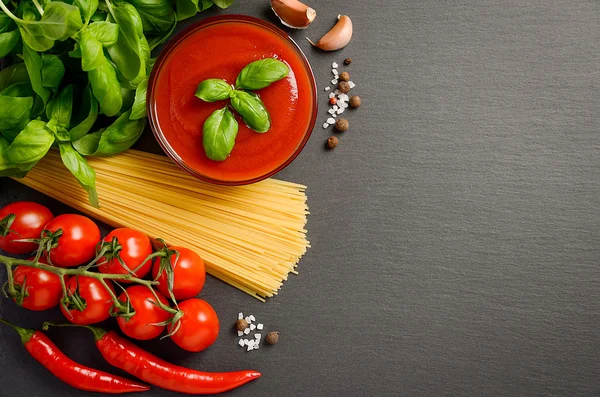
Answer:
1 1 599 396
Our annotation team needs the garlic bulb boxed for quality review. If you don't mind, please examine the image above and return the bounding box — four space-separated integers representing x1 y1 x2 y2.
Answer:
271 0 316 29
307 15 353 51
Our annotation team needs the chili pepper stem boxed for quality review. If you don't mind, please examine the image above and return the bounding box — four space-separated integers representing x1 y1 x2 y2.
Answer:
0 317 35 344
43 322 107 342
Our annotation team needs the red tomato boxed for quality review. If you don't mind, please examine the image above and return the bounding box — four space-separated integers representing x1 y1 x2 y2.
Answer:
117 286 171 340
44 214 101 267
60 276 116 325
0 202 53 254
98 228 153 280
168 299 219 352
12 257 62 311
151 247 205 300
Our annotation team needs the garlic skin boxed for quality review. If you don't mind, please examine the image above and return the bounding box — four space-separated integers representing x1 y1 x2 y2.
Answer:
271 0 316 29
307 15 353 51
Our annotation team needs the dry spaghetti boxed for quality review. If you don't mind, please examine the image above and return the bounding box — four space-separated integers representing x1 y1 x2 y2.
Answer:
14 150 309 301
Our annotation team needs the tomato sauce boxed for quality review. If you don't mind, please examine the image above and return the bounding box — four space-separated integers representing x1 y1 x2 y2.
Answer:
152 19 316 183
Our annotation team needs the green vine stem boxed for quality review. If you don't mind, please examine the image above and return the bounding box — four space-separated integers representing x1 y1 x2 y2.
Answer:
0 254 177 317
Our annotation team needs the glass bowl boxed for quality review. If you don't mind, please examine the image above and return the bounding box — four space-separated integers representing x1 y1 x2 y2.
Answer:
147 15 318 185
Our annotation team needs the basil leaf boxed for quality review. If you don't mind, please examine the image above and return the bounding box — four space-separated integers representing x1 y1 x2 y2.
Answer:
88 56 123 116
0 12 13 34
0 64 30 92
130 77 147 119
49 85 74 128
41 54 65 88
212 0 234 9
3 120 54 171
0 29 19 57
146 17 176 50
235 58 289 91
73 0 99 24
59 142 99 207
26 2 83 41
195 79 232 102
23 44 51 104
80 31 103 71
69 84 99 141
230 90 270 133
90 110 145 156
202 107 238 161
68 42 82 58
106 2 142 81
125 0 175 34
73 129 102 155
84 21 119 46
198 0 214 11
174 0 198 21
0 95 33 132
1 83 34 97
18 25 54 52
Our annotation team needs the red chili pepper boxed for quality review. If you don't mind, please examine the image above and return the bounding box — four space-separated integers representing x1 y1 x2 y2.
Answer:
82 325 261 394
0 318 150 394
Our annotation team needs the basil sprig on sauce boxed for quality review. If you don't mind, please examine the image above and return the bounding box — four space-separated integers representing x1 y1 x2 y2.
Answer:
194 58 289 161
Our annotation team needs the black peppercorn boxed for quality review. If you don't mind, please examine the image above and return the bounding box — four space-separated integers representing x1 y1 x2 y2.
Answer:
235 319 249 332
338 81 350 94
327 136 339 149
349 96 361 108
335 118 349 132
266 331 279 345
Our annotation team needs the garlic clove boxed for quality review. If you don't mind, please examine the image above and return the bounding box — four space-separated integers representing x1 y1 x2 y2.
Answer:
307 14 353 51
271 0 316 29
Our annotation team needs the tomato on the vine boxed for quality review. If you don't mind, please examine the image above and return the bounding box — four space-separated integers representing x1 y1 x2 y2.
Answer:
0 202 53 254
44 214 101 268
168 299 219 352
98 228 153 280
152 247 205 300
12 257 62 311
117 286 171 340
60 276 116 325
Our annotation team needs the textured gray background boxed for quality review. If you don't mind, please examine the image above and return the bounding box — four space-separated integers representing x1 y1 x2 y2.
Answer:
1 0 600 396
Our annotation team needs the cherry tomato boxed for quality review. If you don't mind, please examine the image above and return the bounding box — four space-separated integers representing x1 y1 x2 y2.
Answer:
168 299 219 352
117 286 171 340
44 214 101 267
60 276 116 325
152 247 205 300
98 228 153 280
0 202 53 254
12 257 62 311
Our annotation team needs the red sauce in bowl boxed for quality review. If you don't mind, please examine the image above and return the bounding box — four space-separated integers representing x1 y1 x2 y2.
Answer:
148 16 317 184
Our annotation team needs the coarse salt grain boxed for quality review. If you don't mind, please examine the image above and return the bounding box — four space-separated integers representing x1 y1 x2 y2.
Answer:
337 108 344 114
237 331 243 337
329 92 335 98
327 117 335 124
332 69 338 75
323 122 329 129
324 87 330 91
250 324 256 330
331 79 338 85
238 339 245 347
238 313 243 320
348 81 356 89
333 105 338 111
249 315 255 322
255 334 261 340
332 62 338 68
247 346 253 352
339 93 349 101
328 109 335 115
244 328 250 335
257 324 263 330
334 89 341 96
